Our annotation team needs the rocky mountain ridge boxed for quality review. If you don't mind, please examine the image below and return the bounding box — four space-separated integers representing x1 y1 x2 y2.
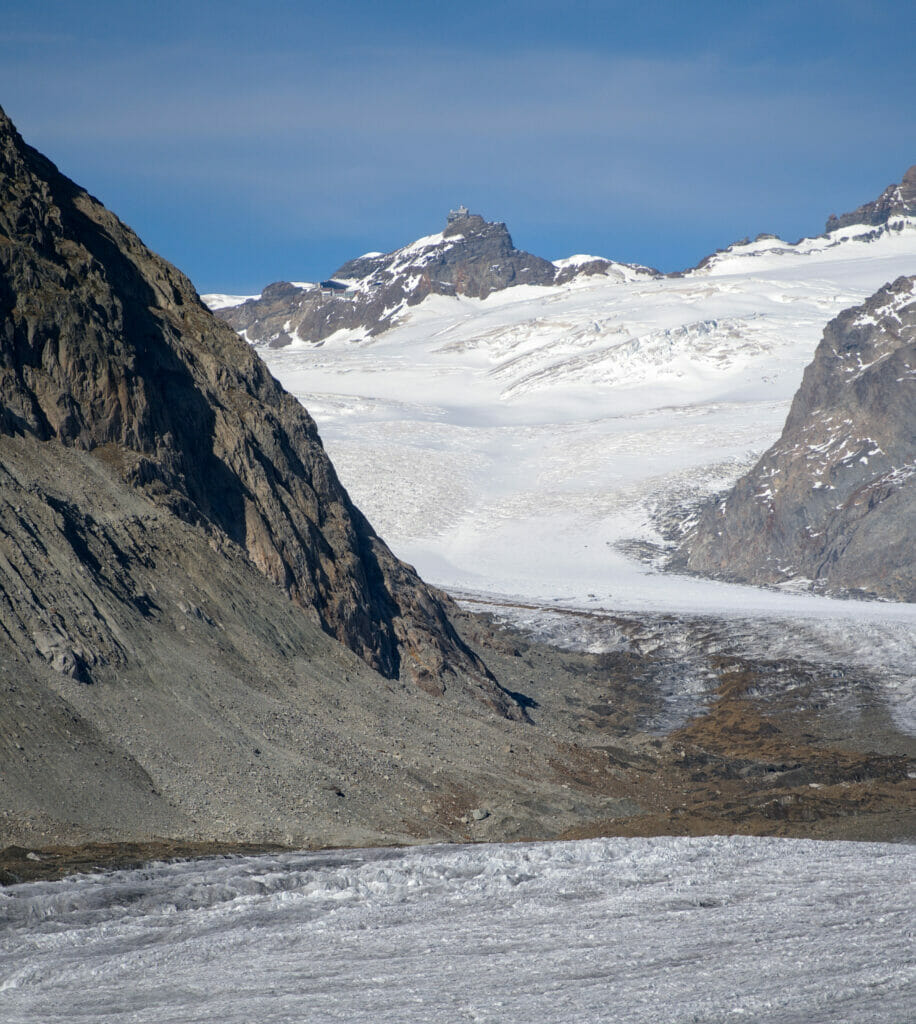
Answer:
678 164 916 277
0 103 518 712
680 275 916 600
215 211 659 348
213 168 916 347
825 164 916 233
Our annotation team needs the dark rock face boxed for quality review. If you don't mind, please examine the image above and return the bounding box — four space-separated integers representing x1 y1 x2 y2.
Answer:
217 212 658 348
340 214 559 299
825 165 916 233
0 105 519 713
681 277 916 600
220 212 558 348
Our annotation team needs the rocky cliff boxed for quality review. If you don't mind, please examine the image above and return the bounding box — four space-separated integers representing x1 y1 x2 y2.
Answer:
825 164 916 233
216 212 657 347
0 104 518 712
681 276 916 600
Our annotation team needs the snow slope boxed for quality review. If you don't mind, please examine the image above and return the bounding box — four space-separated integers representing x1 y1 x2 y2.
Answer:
251 220 916 614
2 836 912 1024
199 292 258 310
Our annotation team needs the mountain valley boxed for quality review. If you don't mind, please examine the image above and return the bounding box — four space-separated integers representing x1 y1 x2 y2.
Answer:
0 106 913 877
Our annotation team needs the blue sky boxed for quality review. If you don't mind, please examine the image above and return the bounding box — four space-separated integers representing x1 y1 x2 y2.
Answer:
1 0 913 293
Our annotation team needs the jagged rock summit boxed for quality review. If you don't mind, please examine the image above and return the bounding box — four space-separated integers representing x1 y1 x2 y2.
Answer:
825 164 916 233
337 208 558 298
216 209 657 347
680 275 916 600
0 103 518 713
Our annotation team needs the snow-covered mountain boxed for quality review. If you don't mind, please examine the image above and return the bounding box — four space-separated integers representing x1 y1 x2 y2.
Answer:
212 166 916 616
208 208 658 348
205 172 915 351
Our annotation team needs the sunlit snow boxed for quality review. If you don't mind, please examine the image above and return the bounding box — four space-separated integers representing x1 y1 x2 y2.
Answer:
254 222 916 613
238 222 916 738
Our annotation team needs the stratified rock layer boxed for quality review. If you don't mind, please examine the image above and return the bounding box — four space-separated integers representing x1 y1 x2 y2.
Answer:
682 276 916 600
0 104 516 712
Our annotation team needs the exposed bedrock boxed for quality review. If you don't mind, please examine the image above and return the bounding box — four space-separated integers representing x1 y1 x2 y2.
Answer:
681 276 916 600
0 103 517 712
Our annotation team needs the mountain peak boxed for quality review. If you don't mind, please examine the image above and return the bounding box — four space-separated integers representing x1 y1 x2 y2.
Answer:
443 209 490 237
0 102 18 138
221 213 559 347
825 163 916 233
215 209 664 347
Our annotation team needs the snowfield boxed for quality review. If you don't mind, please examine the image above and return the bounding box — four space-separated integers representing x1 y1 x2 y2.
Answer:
242 221 916 717
2 836 913 1023
248 220 916 612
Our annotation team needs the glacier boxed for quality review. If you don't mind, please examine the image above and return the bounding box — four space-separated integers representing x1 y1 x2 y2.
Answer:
2 836 912 1023
235 220 916 731
246 219 916 612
